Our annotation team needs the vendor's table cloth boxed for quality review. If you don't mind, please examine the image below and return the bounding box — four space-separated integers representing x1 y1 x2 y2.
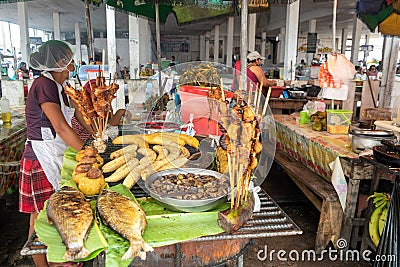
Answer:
0 107 26 196
274 114 358 182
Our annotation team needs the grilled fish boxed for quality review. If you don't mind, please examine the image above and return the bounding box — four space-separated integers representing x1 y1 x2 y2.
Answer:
46 186 94 261
97 189 153 260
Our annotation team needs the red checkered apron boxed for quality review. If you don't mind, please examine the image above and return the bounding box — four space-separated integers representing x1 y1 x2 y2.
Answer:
19 158 54 213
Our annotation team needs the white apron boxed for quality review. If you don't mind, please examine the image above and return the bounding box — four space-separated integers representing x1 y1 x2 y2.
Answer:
29 71 75 190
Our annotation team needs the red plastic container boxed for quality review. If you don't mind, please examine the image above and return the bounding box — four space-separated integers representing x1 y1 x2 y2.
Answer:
270 86 285 98
179 85 233 136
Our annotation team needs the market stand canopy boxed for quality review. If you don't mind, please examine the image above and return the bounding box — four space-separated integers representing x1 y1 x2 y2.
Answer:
357 0 400 36
106 0 270 25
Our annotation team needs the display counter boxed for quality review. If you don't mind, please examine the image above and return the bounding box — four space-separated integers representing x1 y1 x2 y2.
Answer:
273 114 376 252
0 106 26 197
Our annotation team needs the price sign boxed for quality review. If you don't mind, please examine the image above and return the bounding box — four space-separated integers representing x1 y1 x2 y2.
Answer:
307 33 317 53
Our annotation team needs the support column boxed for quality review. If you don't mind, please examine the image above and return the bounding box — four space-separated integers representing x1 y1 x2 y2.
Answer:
205 31 210 62
74 22 82 64
341 28 349 54
261 32 266 59
129 15 140 79
138 18 151 63
307 19 316 66
379 36 400 108
106 6 116 77
226 17 234 67
200 34 206 61
350 16 362 65
53 12 61 40
214 25 220 63
278 27 285 64
17 2 29 64
284 1 300 80
248 13 256 52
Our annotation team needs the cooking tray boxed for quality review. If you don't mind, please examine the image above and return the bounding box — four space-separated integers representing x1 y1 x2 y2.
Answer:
372 145 400 167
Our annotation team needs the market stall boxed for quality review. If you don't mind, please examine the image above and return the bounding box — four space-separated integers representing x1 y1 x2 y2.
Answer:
19 62 303 266
0 106 26 197
273 113 398 253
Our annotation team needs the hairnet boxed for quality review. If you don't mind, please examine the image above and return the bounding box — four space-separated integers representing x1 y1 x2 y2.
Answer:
29 40 73 72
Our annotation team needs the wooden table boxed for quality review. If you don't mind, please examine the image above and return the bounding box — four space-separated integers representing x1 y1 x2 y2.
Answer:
273 114 374 252
0 106 26 197
269 97 342 114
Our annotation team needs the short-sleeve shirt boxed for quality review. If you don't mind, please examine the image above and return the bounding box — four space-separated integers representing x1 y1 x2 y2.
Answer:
22 76 69 160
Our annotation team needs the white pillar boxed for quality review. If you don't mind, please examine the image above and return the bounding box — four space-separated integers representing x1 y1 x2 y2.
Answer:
74 22 82 64
53 12 61 40
214 25 220 63
226 17 234 67
306 19 316 65
248 13 256 52
379 36 400 108
350 17 362 65
261 32 267 59
106 6 116 77
138 18 151 63
341 28 349 54
278 27 285 64
129 15 140 79
17 2 29 64
284 1 300 80
205 31 210 62
200 34 206 61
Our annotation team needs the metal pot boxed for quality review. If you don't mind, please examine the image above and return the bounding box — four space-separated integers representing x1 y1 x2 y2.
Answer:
350 129 396 153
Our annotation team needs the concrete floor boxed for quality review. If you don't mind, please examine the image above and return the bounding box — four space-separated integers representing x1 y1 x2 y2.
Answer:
0 163 371 266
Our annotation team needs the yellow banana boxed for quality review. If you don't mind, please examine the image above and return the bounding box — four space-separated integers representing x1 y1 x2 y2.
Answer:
378 207 388 237
369 205 384 247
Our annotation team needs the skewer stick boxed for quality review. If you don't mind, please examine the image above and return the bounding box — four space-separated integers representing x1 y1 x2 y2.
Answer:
261 87 272 117
247 83 252 106
231 154 236 209
228 153 234 209
253 83 258 107
220 78 225 102
256 82 263 114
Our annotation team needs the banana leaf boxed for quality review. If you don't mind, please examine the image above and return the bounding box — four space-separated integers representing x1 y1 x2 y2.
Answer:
36 147 229 265
34 201 108 263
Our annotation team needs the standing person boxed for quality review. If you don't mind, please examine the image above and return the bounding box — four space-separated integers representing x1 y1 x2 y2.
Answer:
367 65 378 78
169 56 177 67
18 62 30 79
246 51 277 96
19 40 85 267
116 55 122 78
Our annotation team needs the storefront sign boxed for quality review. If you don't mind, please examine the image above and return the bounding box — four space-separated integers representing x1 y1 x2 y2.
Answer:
29 37 42 45
307 33 317 53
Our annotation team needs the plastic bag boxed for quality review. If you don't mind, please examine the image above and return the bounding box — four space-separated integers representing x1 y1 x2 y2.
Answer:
327 54 356 85
373 177 399 267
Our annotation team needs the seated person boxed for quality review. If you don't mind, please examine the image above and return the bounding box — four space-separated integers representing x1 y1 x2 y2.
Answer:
246 51 277 96
367 65 378 77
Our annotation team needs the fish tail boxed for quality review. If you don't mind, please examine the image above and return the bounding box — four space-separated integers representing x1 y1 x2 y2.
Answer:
64 246 90 261
122 239 149 261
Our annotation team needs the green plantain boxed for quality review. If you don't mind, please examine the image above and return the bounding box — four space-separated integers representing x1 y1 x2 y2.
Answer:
369 205 384 247
378 207 388 237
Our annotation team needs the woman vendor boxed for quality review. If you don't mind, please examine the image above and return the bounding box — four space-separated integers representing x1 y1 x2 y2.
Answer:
18 40 85 267
246 51 277 95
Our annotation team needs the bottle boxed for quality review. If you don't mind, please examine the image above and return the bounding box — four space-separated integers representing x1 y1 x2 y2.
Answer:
1 97 11 123
7 66 15 80
29 69 34 80
18 69 23 80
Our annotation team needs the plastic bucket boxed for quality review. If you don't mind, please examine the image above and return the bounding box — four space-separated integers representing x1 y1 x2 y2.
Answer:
326 109 353 134
179 85 233 136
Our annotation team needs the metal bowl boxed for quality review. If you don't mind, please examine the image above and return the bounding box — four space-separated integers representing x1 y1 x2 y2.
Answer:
145 168 229 213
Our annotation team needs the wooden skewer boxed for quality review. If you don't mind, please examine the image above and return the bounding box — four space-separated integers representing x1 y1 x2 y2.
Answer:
253 83 258 107
228 153 234 209
256 82 263 114
261 87 272 117
220 78 225 102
